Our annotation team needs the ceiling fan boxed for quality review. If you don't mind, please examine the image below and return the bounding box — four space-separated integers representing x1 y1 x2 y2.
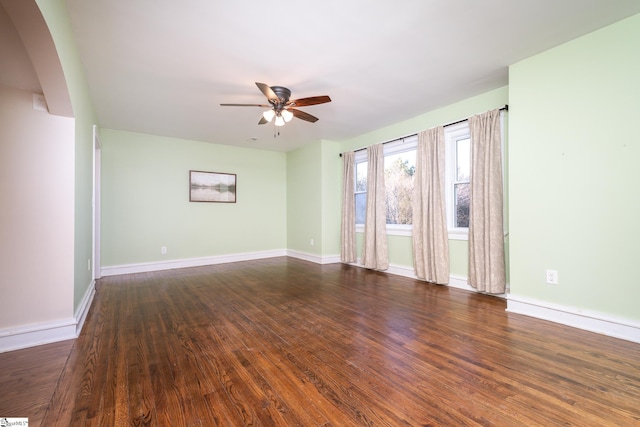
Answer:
220 82 331 126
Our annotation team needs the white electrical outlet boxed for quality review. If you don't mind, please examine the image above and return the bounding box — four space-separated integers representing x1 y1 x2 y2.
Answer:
161 246 167 255
310 239 315 246
545 269 558 285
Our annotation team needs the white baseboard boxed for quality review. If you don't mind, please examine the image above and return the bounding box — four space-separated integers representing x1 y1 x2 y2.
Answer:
0 279 97 353
286 250 340 265
100 249 287 276
347 261 505 297
507 294 640 344
342 259 419 279
386 264 470 289
75 280 96 336
0 318 77 353
385 263 416 279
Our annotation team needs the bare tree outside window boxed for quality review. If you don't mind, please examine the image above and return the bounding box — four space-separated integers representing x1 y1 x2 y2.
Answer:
355 161 368 224
354 145 416 227
385 153 415 225
454 138 470 228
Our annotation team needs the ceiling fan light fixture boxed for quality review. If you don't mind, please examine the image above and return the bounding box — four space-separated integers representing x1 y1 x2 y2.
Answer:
281 109 293 122
262 109 275 122
220 82 331 127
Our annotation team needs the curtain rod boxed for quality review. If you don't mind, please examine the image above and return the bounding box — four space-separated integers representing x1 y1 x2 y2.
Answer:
339 104 508 157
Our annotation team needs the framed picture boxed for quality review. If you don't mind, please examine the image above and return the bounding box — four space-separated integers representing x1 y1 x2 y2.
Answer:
189 170 237 203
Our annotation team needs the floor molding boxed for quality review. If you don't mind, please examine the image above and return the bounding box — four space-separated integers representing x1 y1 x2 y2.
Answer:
286 250 340 265
101 249 287 276
75 280 96 336
22 252 633 353
346 261 504 295
0 279 96 353
0 319 77 353
507 294 640 344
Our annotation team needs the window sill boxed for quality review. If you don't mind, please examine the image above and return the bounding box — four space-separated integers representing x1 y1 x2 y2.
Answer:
355 225 469 240
355 224 411 237
448 230 469 241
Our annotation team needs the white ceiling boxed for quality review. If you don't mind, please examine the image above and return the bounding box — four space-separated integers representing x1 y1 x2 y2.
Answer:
56 1 640 151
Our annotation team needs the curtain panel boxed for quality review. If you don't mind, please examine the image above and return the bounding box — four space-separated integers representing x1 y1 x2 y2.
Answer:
412 127 450 284
468 109 506 293
340 151 357 263
361 144 389 270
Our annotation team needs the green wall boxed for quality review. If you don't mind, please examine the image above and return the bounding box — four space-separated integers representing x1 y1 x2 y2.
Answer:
508 13 640 320
333 87 509 274
101 129 287 266
320 139 342 257
286 141 323 255
37 0 99 313
286 138 342 259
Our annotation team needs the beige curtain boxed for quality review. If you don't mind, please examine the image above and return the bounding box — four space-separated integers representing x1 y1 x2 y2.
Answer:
340 151 357 263
361 144 388 270
468 109 506 293
412 127 449 284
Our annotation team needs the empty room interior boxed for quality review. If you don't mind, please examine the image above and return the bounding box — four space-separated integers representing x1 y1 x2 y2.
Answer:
1 0 640 425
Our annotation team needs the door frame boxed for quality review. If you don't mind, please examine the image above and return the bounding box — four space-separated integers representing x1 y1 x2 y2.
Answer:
92 125 101 280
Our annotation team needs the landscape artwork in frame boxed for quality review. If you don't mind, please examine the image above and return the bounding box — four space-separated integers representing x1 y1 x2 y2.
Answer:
189 170 237 203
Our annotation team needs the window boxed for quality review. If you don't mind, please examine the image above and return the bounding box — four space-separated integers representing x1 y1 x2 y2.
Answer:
354 137 417 235
383 141 416 226
353 115 502 239
445 122 471 239
354 159 367 224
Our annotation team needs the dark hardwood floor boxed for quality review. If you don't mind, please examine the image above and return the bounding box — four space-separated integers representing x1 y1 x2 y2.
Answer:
3 257 640 425
0 339 74 426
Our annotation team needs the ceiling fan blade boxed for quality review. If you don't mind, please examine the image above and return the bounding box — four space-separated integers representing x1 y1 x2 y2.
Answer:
258 116 268 125
220 103 270 107
290 108 319 123
255 82 279 103
288 95 332 107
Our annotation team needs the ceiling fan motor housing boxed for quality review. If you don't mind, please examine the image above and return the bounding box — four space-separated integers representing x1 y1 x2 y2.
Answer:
270 86 291 104
220 82 330 125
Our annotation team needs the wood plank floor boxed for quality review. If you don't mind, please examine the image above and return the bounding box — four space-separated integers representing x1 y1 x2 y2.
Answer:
4 257 640 426
0 339 74 426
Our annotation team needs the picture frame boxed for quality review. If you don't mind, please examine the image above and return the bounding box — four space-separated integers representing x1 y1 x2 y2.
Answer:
189 170 237 203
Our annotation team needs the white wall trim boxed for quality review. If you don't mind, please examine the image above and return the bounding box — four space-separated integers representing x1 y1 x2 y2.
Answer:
345 261 506 297
0 319 77 353
100 249 287 277
507 294 640 344
347 262 508 299
448 274 476 292
7 256 636 352
383 265 504 295
0 280 97 353
75 279 96 336
286 250 340 265
386 263 416 279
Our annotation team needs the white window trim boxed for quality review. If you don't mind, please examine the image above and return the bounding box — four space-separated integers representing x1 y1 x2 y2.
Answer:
445 121 471 241
354 137 417 236
354 110 505 241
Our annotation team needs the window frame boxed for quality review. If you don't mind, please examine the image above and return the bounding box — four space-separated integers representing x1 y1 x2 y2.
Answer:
445 121 471 240
353 112 504 240
354 151 368 226
354 137 417 236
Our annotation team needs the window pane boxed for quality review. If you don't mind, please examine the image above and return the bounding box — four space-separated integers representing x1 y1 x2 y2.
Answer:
356 161 367 192
454 182 469 228
384 150 416 224
456 138 470 182
355 193 367 224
